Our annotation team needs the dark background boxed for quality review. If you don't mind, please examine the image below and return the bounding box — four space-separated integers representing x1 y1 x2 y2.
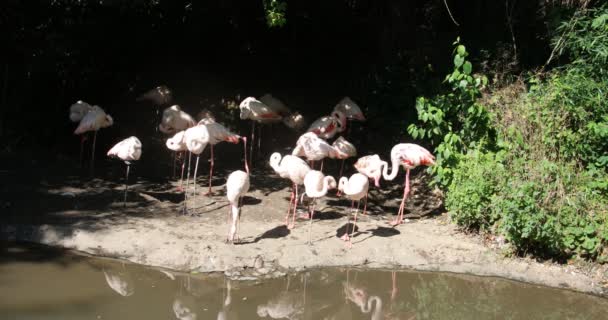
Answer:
0 0 578 166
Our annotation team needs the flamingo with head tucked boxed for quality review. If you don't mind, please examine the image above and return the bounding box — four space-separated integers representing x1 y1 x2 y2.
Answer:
166 130 189 191
307 110 347 140
302 170 337 244
73 104 113 172
202 119 241 195
332 136 357 178
239 96 282 164
333 97 365 121
292 132 347 171
338 173 369 247
380 143 435 226
69 100 93 166
107 136 142 207
159 105 196 135
269 153 311 229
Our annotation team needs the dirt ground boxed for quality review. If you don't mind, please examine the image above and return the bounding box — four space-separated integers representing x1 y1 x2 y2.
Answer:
2 150 608 297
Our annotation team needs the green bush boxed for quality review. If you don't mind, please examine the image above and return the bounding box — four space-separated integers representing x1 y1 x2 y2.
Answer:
445 150 504 230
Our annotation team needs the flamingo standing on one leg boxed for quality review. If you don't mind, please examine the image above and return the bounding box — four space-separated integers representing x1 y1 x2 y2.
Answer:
74 105 113 173
269 153 311 229
159 105 196 177
226 137 249 244
381 143 435 226
307 110 347 140
69 100 94 167
292 132 346 171
338 173 369 248
183 125 210 214
201 119 241 195
107 136 142 207
166 130 189 191
239 97 282 165
302 170 337 244
332 136 357 179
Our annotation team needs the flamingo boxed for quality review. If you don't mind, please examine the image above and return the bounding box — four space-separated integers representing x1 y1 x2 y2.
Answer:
338 173 369 247
239 96 282 164
332 136 357 179
381 143 435 226
307 110 347 140
333 97 366 121
159 105 196 135
354 154 385 188
69 100 94 166
74 105 113 172
344 283 384 320
226 137 250 244
136 85 173 106
166 130 189 191
269 153 311 229
159 105 195 177
282 111 306 131
302 170 337 244
202 119 241 195
107 136 142 207
184 124 210 205
292 132 347 170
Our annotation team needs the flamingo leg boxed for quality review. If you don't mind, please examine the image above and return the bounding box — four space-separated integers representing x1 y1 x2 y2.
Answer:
183 151 192 215
338 159 345 179
307 199 316 244
341 200 354 241
236 197 243 243
178 151 186 192
172 151 177 178
90 130 98 175
361 193 368 215
289 184 299 229
257 123 262 157
192 155 200 197
206 145 214 195
285 186 295 226
123 162 130 207
250 122 255 167
391 169 410 226
320 159 324 173
348 200 361 248
391 271 398 301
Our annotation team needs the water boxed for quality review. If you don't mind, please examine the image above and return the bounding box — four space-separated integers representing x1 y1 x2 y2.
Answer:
1 243 607 320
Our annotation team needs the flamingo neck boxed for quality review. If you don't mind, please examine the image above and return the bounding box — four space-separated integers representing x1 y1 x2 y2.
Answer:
382 158 400 181
242 137 249 174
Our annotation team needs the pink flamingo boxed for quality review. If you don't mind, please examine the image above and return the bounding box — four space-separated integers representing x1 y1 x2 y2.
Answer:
333 97 366 121
183 125 209 212
159 105 196 135
239 96 282 164
338 173 369 247
381 143 435 226
307 110 347 140
332 136 357 178
73 105 113 172
302 170 337 243
166 130 189 191
202 119 241 195
269 152 311 229
354 154 385 188
69 100 94 166
226 137 250 243
292 132 347 171
107 136 142 207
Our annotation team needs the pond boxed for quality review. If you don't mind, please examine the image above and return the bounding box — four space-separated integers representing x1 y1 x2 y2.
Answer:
1 243 607 320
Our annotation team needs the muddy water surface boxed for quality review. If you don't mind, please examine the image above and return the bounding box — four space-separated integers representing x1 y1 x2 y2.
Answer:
1 243 607 320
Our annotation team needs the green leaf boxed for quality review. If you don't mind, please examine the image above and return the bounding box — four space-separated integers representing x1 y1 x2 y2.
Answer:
457 45 466 56
454 55 464 68
463 61 472 74
459 79 468 88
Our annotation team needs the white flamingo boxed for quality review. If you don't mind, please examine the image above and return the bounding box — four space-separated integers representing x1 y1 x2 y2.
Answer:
302 170 337 243
333 97 366 121
166 130 189 191
226 137 250 244
239 96 282 164
292 132 347 170
107 136 142 207
307 110 346 140
354 154 385 188
338 173 369 247
332 136 357 178
380 143 435 226
182 125 209 213
269 153 311 229
73 104 113 172
159 105 196 135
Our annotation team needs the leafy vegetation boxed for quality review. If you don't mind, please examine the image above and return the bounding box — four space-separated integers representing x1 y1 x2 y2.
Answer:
410 6 608 261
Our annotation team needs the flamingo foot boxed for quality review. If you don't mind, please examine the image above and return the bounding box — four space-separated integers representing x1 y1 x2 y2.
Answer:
389 219 402 226
340 234 350 241
176 186 184 192
287 223 295 230
298 212 311 219
345 241 353 249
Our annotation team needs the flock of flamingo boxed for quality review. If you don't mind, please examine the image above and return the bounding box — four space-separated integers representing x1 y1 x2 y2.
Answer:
68 86 435 248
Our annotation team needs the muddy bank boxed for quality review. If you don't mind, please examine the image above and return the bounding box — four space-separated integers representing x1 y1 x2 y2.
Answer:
2 159 607 297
